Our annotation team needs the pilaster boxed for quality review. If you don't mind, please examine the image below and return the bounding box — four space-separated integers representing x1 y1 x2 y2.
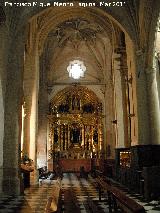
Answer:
135 51 150 145
23 25 40 183
113 52 125 148
146 67 160 144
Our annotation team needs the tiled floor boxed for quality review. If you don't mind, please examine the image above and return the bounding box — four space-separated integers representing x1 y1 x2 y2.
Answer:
0 179 60 213
61 173 109 213
0 173 160 212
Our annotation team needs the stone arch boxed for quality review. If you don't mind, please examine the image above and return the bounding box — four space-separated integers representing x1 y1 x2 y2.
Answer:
1 0 160 198
18 2 138 44
22 4 139 164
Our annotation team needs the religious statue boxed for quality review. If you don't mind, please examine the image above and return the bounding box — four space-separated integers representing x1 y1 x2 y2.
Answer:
93 129 98 143
70 126 81 143
54 128 58 144
72 95 81 110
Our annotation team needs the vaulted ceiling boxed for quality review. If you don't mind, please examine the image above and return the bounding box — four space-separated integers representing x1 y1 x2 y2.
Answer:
40 13 122 87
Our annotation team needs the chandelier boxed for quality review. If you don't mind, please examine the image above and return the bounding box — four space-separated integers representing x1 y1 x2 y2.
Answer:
67 60 86 79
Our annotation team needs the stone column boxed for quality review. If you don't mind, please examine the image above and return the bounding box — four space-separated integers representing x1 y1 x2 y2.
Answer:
2 31 25 195
37 54 49 168
104 77 115 159
0 23 7 194
113 53 126 148
23 18 40 184
23 104 30 156
24 48 39 184
0 80 4 194
146 67 160 144
126 40 150 146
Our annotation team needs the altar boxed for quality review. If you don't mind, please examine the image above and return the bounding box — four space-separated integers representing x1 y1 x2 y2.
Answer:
59 159 91 172
47 86 104 171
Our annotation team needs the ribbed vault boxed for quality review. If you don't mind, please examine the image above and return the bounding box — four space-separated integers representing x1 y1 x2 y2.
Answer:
27 6 125 87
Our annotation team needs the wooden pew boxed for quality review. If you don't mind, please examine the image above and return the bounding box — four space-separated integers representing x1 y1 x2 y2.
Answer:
45 180 61 213
96 177 145 213
86 196 104 213
63 188 81 213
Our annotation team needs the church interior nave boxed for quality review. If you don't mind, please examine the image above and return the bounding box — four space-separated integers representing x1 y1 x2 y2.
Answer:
0 173 160 212
1 0 160 212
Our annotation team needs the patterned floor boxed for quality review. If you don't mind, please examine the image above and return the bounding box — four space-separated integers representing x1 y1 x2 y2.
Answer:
0 179 60 213
0 173 160 212
124 191 160 212
61 173 109 213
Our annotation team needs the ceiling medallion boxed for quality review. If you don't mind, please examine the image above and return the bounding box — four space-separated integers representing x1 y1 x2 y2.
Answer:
67 60 86 79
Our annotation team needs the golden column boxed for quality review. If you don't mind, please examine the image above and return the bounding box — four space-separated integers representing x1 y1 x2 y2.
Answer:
82 125 85 149
89 125 92 151
84 125 86 149
58 125 61 151
60 125 64 151
98 121 103 159
68 125 70 149
65 125 68 150
49 123 53 155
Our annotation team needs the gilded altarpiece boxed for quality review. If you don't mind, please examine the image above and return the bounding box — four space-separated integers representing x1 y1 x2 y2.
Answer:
47 86 103 165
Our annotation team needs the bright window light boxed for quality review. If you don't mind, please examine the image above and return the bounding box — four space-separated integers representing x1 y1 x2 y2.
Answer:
67 60 86 79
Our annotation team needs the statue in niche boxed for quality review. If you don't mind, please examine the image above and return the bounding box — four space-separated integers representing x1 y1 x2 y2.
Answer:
93 129 98 143
58 104 69 113
86 135 89 150
72 95 80 110
82 103 94 113
54 128 58 144
72 95 76 110
70 126 81 143
76 98 81 110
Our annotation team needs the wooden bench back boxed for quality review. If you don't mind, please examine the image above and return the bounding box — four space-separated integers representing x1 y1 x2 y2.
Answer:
96 177 145 213
45 180 61 213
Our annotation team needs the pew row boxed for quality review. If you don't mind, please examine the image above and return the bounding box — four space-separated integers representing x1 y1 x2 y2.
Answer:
63 188 81 213
45 179 61 213
86 196 104 213
96 177 146 213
